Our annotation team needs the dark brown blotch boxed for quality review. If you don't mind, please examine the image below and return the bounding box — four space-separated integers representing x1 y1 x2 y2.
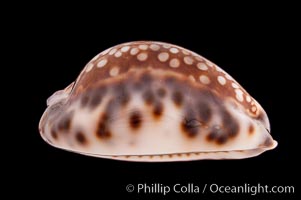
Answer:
96 114 111 139
164 76 176 86
140 73 153 84
105 99 118 117
197 101 212 123
207 128 229 145
172 90 183 106
57 111 74 131
129 111 143 130
75 131 87 145
143 89 155 105
227 122 239 138
114 83 130 105
153 101 164 118
248 124 255 135
80 87 107 109
51 129 57 139
216 135 228 145
221 109 239 138
199 90 220 104
89 87 107 108
89 93 102 109
207 130 218 141
117 90 130 106
156 88 166 98
181 118 200 137
132 81 143 91
207 126 224 141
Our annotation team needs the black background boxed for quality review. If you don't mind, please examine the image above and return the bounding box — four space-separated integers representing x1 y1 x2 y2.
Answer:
9 3 299 199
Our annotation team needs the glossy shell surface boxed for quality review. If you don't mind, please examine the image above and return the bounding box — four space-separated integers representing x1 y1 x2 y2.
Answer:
39 41 277 161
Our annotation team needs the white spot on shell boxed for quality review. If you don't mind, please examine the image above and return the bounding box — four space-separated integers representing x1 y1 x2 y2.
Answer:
109 67 119 77
182 50 190 55
163 44 171 49
85 63 94 72
225 74 233 80
206 61 214 67
232 82 239 88
251 106 257 112
197 63 208 71
138 44 148 50
170 47 179 54
121 46 130 52
235 89 244 102
109 48 117 55
169 58 180 68
101 48 111 56
130 48 139 55
158 52 169 62
150 44 160 51
199 75 210 84
184 56 194 65
215 66 224 72
137 53 148 61
114 51 122 58
97 59 108 68
188 75 196 82
195 56 204 62
91 54 100 61
246 95 251 103
217 76 226 85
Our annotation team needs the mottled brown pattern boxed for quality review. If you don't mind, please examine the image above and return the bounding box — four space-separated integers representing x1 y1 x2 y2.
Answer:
74 68 245 146
38 41 276 161
51 129 57 139
96 114 111 139
248 124 254 135
142 89 155 105
81 86 107 109
153 101 164 118
181 118 200 137
197 101 212 123
70 41 258 119
57 111 74 132
76 131 87 144
207 126 229 145
172 90 184 107
156 88 166 98
129 111 143 130
113 83 130 106
221 109 239 138
206 107 239 144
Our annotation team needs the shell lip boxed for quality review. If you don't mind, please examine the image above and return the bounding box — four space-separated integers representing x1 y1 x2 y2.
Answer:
45 139 278 160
